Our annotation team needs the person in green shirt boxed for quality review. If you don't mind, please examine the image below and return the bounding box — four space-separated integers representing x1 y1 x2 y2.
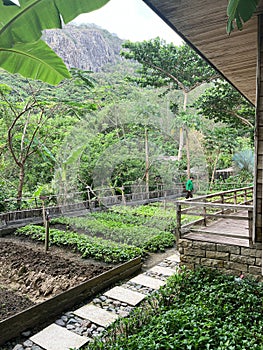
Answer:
185 176 194 199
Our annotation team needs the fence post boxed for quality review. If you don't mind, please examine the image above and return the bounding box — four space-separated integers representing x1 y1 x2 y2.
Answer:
176 203 182 242
45 210 50 253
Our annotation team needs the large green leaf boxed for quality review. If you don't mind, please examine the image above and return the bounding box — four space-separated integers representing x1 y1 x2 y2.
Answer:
0 0 110 46
0 40 71 84
0 0 110 84
227 0 259 33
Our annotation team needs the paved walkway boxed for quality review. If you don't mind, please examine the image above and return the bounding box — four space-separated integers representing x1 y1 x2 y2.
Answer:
20 251 180 350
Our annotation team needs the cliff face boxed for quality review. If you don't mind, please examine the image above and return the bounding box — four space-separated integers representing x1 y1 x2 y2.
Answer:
42 24 124 72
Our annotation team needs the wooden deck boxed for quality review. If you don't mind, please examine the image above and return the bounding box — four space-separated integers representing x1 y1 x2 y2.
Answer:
183 211 250 247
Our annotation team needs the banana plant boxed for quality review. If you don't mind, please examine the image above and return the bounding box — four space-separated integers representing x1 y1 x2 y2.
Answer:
227 0 259 33
0 0 110 84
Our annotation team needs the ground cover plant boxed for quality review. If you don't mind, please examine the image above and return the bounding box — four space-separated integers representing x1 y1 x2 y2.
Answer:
86 268 263 350
15 225 142 263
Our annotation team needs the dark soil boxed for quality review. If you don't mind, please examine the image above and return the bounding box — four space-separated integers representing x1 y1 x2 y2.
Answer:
0 233 176 323
0 236 113 322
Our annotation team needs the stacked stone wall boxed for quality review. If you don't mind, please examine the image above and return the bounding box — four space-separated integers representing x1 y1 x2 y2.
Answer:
178 239 262 280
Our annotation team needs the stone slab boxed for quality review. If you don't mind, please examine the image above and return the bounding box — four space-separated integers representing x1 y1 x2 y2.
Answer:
104 286 146 306
30 323 88 350
74 304 119 327
166 253 180 262
129 274 166 290
148 266 176 277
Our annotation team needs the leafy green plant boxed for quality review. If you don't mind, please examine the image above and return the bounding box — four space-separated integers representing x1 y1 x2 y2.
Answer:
50 203 176 252
0 0 109 83
15 225 142 263
227 0 259 33
86 268 263 349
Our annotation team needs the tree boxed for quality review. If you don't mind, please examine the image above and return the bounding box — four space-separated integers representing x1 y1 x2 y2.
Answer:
0 83 67 206
202 126 240 187
121 39 218 175
194 80 255 142
0 0 109 84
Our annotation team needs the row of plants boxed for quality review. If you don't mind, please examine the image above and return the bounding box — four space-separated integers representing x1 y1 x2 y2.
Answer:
108 203 177 231
86 268 263 349
15 225 142 263
50 203 176 252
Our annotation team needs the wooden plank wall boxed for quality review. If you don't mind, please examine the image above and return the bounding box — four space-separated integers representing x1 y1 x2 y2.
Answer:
255 14 263 242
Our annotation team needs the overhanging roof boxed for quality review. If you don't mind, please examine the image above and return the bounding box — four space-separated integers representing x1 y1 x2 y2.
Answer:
143 0 263 105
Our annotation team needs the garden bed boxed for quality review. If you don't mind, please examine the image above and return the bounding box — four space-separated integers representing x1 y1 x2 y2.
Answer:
0 236 113 322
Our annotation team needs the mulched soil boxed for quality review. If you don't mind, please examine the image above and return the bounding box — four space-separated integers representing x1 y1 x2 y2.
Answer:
0 236 113 321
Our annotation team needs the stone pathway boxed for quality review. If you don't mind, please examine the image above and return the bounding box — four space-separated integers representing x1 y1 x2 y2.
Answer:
10 251 180 350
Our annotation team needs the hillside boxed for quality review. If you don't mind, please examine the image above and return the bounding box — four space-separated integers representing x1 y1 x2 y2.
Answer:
42 24 124 72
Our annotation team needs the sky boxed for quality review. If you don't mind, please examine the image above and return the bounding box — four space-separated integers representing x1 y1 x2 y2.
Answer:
72 0 183 45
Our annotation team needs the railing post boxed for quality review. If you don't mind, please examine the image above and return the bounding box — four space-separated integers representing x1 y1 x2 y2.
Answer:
248 208 253 246
220 194 224 214
244 189 247 204
176 203 182 242
203 202 207 226
234 190 237 205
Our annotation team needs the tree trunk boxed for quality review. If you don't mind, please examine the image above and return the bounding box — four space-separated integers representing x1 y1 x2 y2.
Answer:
177 91 188 161
145 127 149 198
185 128 191 178
209 151 220 190
177 127 184 161
17 165 25 209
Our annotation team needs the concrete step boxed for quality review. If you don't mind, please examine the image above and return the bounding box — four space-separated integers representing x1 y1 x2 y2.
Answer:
129 274 166 290
104 286 146 306
74 304 119 328
166 252 180 262
148 265 177 277
30 323 89 350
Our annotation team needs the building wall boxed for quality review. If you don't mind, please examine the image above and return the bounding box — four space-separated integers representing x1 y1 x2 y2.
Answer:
178 239 262 280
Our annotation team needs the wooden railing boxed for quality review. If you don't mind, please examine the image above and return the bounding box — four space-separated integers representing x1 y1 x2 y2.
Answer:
176 186 254 243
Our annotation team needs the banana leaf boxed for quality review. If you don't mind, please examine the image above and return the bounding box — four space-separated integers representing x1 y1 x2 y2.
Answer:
0 0 110 84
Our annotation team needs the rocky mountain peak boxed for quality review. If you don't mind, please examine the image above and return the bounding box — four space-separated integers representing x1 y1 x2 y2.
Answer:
42 24 124 72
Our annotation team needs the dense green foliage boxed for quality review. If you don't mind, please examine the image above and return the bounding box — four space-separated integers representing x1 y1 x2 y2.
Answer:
194 80 254 140
87 268 263 349
121 40 217 93
0 33 255 206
